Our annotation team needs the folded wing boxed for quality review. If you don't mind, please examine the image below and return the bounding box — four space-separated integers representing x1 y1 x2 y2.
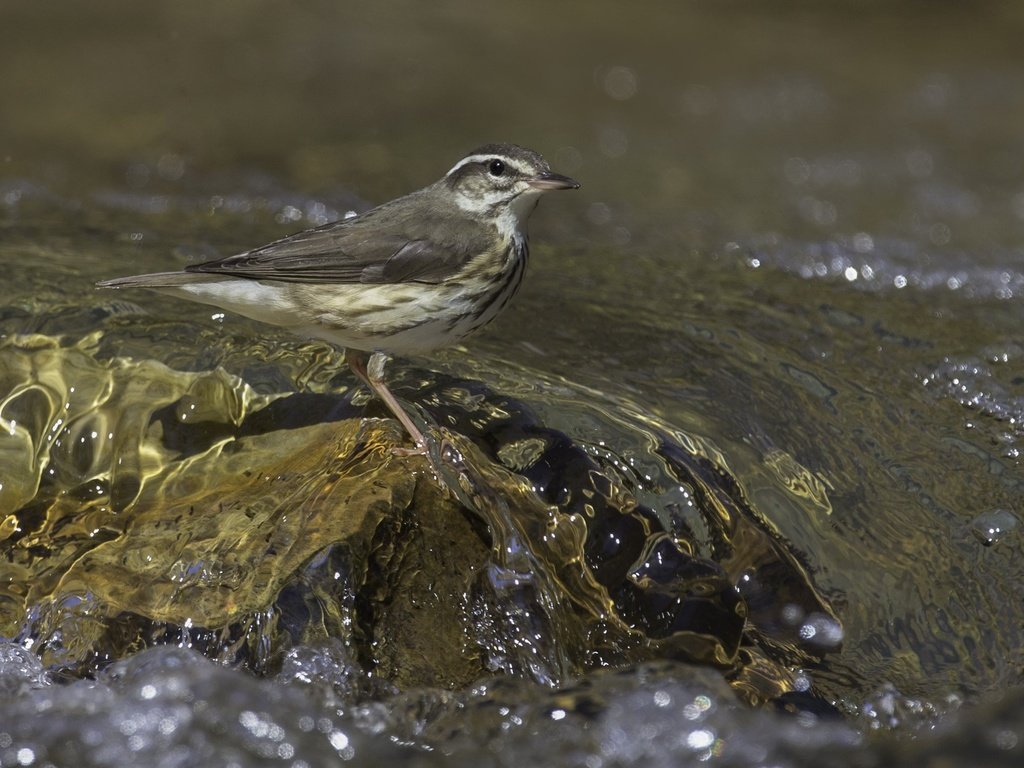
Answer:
184 210 481 285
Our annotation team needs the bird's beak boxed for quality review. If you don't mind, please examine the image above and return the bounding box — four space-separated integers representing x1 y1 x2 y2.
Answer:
528 172 580 191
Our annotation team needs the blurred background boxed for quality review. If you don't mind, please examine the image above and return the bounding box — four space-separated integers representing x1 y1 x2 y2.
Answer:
2 2 1024 766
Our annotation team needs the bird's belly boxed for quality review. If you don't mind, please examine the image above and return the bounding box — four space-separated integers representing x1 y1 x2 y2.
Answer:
299 279 516 355
157 257 524 356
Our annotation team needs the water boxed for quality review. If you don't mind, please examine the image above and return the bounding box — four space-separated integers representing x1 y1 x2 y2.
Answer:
2 1 1024 765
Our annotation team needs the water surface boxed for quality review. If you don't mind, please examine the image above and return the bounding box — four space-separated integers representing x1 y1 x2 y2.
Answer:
2 2 1024 766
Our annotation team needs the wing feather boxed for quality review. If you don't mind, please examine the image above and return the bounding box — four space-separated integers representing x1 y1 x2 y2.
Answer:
183 193 488 285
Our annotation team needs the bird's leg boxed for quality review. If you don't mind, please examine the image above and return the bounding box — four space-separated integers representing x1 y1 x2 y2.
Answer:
346 349 428 452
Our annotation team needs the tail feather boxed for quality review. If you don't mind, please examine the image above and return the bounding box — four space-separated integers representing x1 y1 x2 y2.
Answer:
97 271 212 289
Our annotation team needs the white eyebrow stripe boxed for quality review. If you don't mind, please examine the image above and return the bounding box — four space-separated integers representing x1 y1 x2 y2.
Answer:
445 154 529 177
446 154 492 175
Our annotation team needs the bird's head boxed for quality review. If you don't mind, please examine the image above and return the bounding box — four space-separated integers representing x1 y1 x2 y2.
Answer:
442 143 579 229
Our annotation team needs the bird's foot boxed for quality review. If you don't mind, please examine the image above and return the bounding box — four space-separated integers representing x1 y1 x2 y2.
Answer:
392 442 428 458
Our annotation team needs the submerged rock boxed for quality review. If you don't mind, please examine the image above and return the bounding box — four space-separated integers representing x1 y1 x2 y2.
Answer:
0 334 839 706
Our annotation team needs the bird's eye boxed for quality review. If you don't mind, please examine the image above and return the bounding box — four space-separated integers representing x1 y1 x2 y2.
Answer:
488 159 506 177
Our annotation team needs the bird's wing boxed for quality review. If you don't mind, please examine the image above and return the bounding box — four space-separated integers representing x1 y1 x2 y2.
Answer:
184 205 485 285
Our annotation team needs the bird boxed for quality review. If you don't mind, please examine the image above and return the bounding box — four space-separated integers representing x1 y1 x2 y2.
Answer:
98 143 580 451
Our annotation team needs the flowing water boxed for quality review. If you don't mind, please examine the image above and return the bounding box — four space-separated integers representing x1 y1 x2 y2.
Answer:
2 2 1024 766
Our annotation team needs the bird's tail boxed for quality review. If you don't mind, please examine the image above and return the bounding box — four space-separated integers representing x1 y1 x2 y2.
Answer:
97 271 211 289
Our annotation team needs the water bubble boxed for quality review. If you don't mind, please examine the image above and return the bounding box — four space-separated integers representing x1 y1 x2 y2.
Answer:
921 80 950 108
276 205 303 224
799 613 844 649
682 694 713 721
328 729 351 756
993 729 1019 751
686 728 715 750
852 232 874 253
156 153 186 181
603 66 637 101
969 509 1019 546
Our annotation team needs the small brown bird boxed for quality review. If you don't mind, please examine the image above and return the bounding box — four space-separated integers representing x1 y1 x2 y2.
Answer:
99 143 579 450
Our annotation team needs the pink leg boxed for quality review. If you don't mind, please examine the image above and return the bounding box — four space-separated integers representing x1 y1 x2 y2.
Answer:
347 349 428 452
